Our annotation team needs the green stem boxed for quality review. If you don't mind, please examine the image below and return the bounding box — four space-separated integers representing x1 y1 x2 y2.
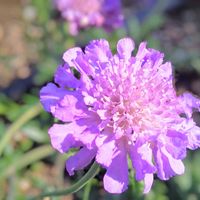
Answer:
0 103 42 156
31 162 100 200
83 179 92 200
1 145 54 179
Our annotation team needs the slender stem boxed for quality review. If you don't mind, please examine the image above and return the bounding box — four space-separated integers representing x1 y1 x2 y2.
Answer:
7 176 16 200
1 145 54 179
31 162 100 200
0 103 42 156
83 179 92 200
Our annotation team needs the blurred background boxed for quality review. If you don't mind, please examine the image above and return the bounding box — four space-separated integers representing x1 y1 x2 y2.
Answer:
0 0 200 199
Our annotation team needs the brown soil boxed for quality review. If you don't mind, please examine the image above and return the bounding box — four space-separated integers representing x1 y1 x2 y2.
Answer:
0 0 31 87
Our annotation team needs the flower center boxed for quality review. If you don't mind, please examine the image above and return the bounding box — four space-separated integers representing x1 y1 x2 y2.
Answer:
91 62 175 140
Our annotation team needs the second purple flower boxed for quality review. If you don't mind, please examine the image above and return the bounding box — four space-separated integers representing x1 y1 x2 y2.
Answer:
54 0 123 35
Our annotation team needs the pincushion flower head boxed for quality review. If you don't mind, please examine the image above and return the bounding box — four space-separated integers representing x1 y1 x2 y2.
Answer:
54 0 123 35
40 38 200 194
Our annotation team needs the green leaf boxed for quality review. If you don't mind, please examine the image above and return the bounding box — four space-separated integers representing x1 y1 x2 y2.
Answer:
0 145 54 179
22 122 48 143
0 103 42 156
140 14 165 39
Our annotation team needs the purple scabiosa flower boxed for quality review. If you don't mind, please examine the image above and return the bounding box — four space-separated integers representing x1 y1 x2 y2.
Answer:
54 0 123 35
40 38 200 194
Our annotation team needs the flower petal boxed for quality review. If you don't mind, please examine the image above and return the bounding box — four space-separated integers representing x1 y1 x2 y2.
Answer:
163 147 185 175
66 147 96 176
74 52 94 76
40 83 87 121
143 173 154 194
52 92 87 121
63 47 82 66
130 141 156 181
54 64 81 88
103 148 128 193
96 137 116 167
155 146 184 180
182 92 200 110
179 92 200 118
78 126 98 149
159 62 172 79
135 42 148 59
187 125 200 150
48 123 85 153
165 130 187 159
117 38 134 60
85 39 112 63
40 83 67 113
